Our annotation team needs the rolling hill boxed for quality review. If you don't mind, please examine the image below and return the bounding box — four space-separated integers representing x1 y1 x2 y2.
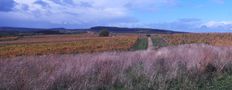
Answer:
0 26 186 36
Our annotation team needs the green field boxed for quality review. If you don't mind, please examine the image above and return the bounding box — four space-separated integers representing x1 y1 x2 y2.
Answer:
152 35 168 48
130 37 148 50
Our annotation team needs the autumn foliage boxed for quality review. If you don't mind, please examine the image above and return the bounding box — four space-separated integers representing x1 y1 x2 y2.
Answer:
0 35 138 58
154 33 232 47
1 44 232 89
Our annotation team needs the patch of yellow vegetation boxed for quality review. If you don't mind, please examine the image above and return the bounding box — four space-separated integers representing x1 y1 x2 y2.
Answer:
0 36 138 58
157 33 232 47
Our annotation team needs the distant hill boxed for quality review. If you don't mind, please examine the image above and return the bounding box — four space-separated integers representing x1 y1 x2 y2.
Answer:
0 27 46 32
90 26 185 34
0 26 186 36
36 30 63 34
0 27 86 36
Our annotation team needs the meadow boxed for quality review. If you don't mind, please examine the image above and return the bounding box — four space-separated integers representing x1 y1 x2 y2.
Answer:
2 33 232 90
1 44 232 90
0 34 138 58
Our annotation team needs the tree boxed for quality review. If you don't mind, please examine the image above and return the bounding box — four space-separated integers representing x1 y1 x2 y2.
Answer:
99 29 109 37
146 34 151 37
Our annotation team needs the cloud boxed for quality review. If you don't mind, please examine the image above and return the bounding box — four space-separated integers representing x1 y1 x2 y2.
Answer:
0 0 230 33
149 18 202 30
148 18 232 32
50 0 74 5
125 0 176 11
0 0 16 12
34 0 50 8
202 21 232 30
0 0 176 28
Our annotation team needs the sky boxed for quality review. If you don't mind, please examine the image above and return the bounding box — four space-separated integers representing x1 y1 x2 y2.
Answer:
0 0 231 32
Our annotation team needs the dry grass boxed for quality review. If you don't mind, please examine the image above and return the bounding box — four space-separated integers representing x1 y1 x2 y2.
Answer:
0 36 19 41
0 35 138 58
154 33 232 47
0 34 97 45
1 44 232 90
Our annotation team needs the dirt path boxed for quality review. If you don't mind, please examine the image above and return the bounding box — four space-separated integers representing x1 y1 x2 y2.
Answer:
147 37 154 51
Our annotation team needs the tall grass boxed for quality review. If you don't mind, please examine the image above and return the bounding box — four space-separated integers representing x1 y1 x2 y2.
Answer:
1 44 232 90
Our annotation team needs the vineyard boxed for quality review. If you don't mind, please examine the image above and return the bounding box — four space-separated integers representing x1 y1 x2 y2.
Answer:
0 34 98 45
0 35 138 58
0 36 19 41
130 38 148 50
152 33 232 48
2 44 232 90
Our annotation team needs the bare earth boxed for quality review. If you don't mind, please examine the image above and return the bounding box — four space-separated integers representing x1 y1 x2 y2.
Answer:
147 37 154 51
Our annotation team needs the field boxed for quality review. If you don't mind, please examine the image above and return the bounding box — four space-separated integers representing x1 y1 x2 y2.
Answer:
1 44 232 90
0 34 97 45
0 36 19 41
152 33 232 48
0 34 138 58
2 33 232 90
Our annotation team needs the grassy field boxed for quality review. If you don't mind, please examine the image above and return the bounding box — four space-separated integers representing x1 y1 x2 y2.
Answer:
1 44 232 90
0 35 138 58
2 33 232 90
152 33 232 48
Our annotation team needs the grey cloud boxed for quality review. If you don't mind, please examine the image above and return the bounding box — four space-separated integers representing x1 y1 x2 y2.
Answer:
177 18 201 23
0 0 16 12
34 0 50 8
20 4 29 11
50 0 92 7
0 0 176 29
149 18 232 32
80 2 92 8
148 18 203 32
51 0 74 5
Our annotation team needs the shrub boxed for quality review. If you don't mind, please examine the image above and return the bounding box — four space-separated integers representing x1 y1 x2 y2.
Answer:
146 34 151 37
99 29 110 37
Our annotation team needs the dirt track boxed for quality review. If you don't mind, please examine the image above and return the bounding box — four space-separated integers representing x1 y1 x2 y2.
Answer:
147 37 154 51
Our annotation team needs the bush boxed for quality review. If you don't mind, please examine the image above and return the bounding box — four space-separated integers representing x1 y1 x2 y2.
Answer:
99 29 110 37
146 34 151 37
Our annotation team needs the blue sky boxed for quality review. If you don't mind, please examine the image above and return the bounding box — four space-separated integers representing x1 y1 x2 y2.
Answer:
0 0 231 32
